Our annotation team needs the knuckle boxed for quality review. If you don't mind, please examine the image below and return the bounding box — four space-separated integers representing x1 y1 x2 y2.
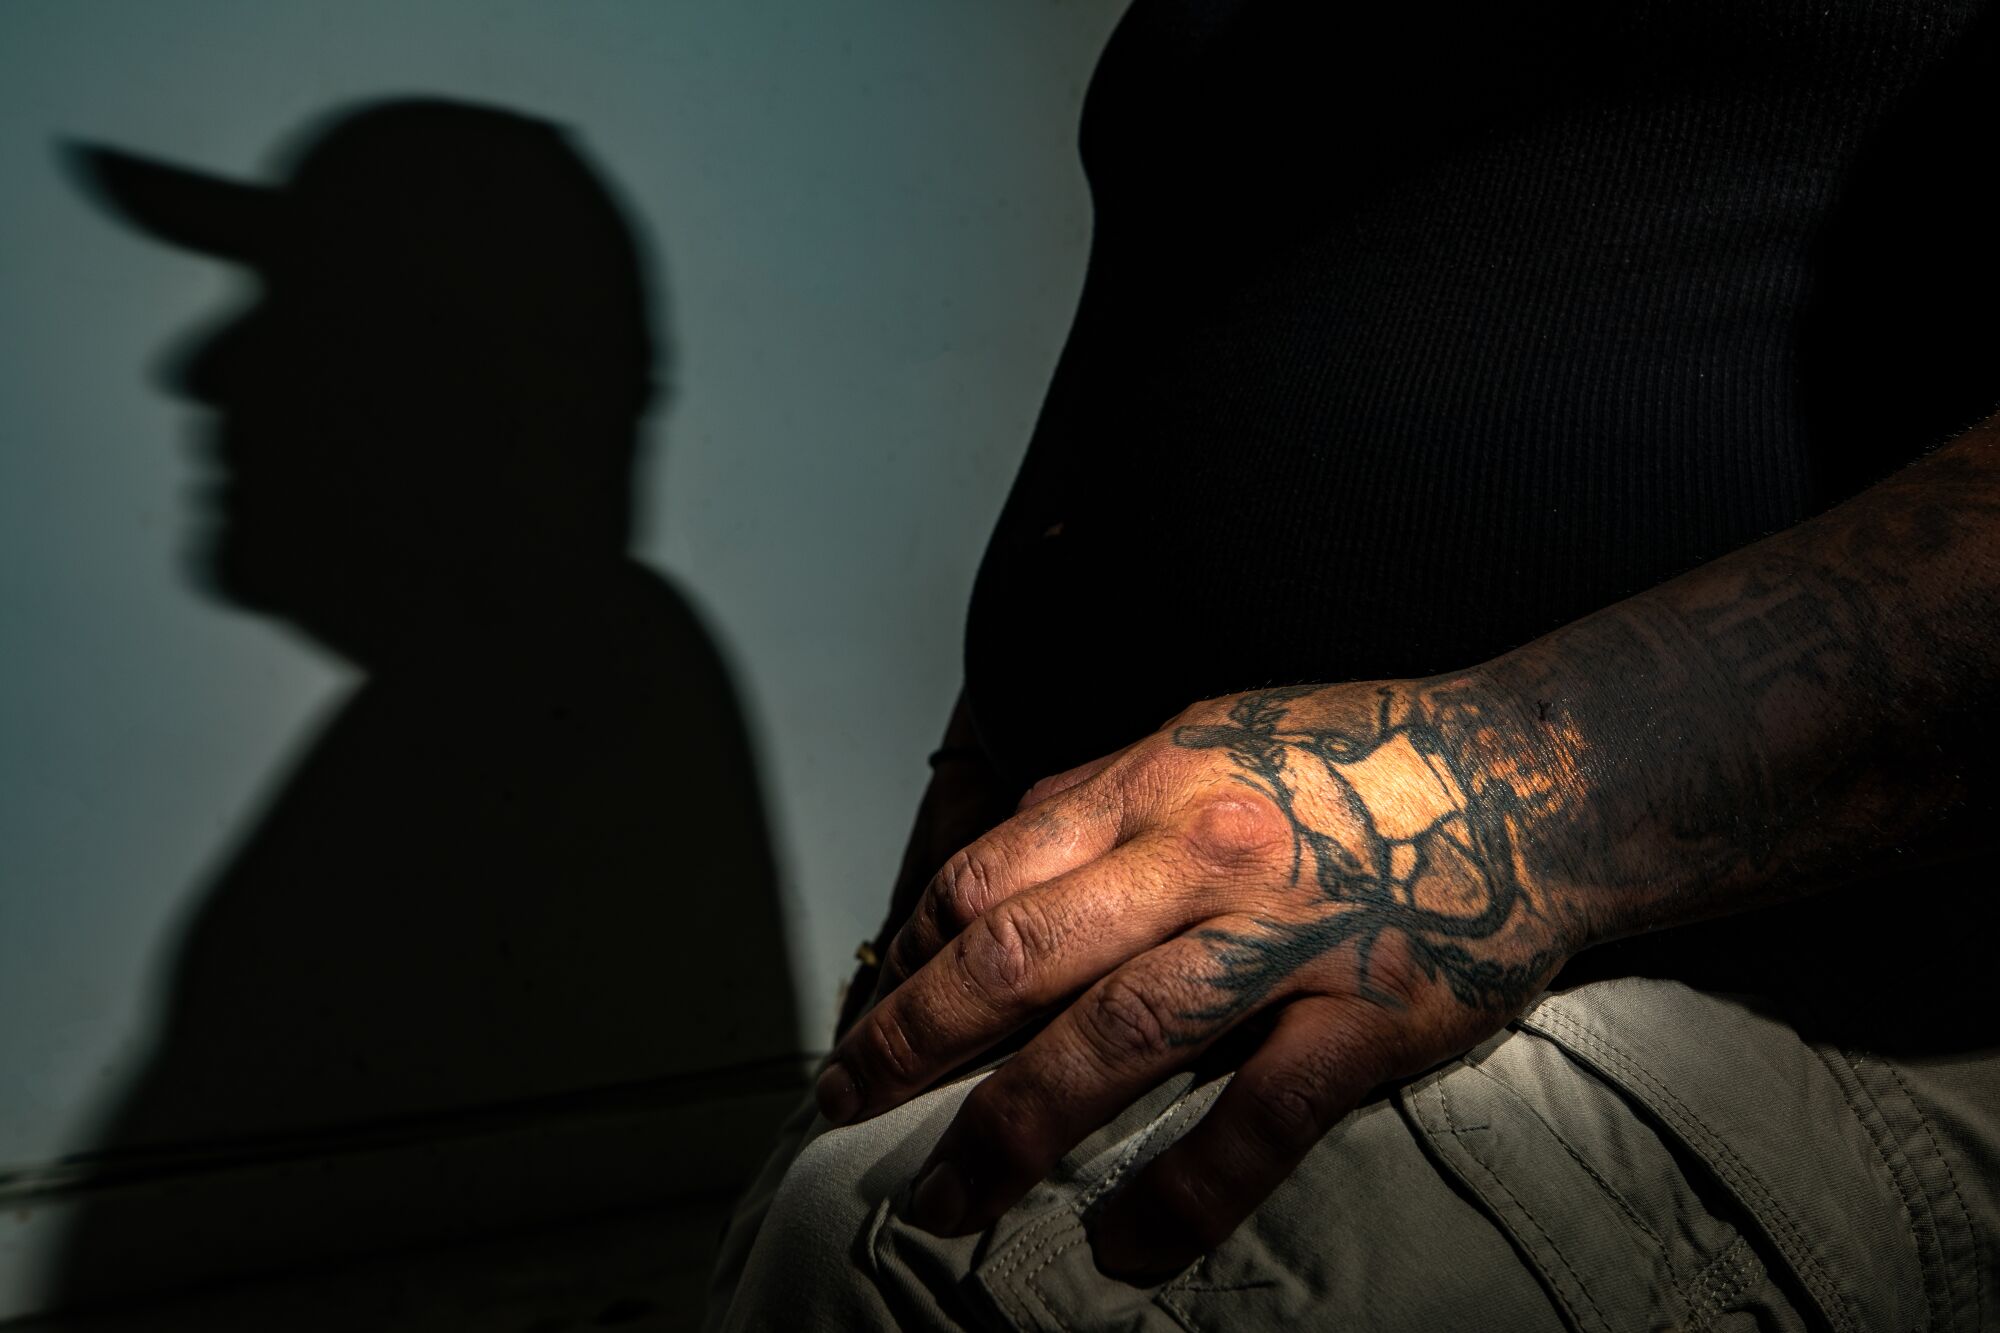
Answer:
1107 743 1177 811
1118 740 1178 788
1241 1070 1329 1157
1019 772 1068 809
1177 793 1290 870
856 1005 927 1087
960 897 1054 1003
928 846 1002 934
880 928 920 986
1082 972 1180 1065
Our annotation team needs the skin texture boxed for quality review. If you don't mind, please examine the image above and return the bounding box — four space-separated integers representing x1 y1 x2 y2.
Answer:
836 693 1016 1038
819 418 2000 1281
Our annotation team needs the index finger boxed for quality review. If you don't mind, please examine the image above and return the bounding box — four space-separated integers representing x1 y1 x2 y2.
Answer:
824 831 1211 1123
872 765 1137 998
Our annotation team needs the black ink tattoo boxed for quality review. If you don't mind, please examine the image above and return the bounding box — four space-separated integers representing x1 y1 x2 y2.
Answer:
1159 429 2000 1048
1172 685 1564 1029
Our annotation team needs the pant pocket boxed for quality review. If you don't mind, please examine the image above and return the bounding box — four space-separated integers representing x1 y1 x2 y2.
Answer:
974 1061 1576 1333
1402 1024 1814 1333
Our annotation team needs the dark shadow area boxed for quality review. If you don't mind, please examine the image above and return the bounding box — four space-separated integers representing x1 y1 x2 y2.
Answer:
1798 0 2000 507
50 98 802 1312
1558 4 2000 1054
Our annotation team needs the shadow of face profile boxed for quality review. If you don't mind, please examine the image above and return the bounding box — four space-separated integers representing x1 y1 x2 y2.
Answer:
53 99 803 1312
78 99 656 659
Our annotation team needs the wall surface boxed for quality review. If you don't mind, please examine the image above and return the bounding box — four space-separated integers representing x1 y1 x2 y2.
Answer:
0 0 1123 1318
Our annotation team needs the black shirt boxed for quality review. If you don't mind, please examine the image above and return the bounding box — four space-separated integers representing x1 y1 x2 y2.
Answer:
964 0 2000 793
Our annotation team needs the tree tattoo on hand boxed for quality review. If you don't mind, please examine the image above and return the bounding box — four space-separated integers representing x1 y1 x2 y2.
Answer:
1172 682 1569 1027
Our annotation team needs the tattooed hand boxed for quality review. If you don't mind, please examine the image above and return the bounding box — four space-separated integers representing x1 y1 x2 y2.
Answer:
812 422 2000 1280
814 674 1589 1280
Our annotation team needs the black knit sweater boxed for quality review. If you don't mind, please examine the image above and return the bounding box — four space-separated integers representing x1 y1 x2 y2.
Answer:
964 0 2000 793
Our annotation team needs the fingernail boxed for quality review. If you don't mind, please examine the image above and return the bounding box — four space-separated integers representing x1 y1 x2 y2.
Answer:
815 1061 860 1124
909 1160 967 1235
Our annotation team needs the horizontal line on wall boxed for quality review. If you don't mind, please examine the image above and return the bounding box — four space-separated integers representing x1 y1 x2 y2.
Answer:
0 1050 820 1206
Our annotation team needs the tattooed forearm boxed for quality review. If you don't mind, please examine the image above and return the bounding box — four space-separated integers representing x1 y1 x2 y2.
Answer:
1171 425 2000 1027
1485 429 2000 925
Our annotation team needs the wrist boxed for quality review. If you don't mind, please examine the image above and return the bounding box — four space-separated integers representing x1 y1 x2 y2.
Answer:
1412 662 1627 957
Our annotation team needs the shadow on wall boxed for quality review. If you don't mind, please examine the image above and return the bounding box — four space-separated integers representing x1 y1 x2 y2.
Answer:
52 98 801 1311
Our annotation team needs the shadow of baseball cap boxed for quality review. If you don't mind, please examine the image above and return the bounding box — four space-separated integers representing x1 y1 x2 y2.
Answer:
65 97 656 409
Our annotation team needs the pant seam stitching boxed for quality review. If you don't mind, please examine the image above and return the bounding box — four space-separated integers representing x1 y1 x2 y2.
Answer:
1821 1046 1943 1333
1023 1227 1085 1333
982 1078 1218 1331
1683 1234 1757 1333
1156 1284 1203 1333
1440 1076 1611 1333
1882 1058 1984 1333
1460 1058 1681 1290
1529 1002 1857 1333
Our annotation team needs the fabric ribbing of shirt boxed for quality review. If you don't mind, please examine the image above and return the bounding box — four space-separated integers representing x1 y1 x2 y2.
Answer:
964 0 2000 792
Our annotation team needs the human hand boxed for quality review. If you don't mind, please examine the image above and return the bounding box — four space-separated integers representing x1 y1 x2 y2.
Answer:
816 677 1589 1280
835 693 1017 1038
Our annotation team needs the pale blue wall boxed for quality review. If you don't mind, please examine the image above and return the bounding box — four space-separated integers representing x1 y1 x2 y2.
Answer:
0 0 1120 1178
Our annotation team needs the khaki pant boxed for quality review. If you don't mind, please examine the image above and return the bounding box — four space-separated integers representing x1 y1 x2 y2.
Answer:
706 978 1998 1332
